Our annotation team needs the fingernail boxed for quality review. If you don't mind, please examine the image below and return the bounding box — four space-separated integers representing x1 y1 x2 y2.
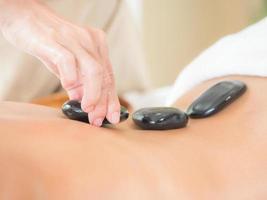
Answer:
111 112 120 124
93 118 103 127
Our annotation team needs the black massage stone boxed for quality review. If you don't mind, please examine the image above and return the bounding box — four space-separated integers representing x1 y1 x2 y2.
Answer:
132 107 188 130
187 80 247 118
62 100 129 125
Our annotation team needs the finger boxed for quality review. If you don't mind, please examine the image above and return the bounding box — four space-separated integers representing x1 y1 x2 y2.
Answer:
79 29 113 124
55 50 80 100
106 83 121 124
80 58 103 113
34 40 80 100
88 90 108 127
92 32 121 124
78 29 119 126
55 34 104 112
102 62 120 124
67 85 83 101
38 57 60 78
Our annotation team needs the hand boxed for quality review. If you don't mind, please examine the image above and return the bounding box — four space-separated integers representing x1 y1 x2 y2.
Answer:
0 0 121 126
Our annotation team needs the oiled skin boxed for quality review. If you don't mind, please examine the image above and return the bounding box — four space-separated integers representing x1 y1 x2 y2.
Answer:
0 76 266 199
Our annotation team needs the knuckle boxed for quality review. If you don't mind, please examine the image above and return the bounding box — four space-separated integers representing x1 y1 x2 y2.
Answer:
82 96 97 108
97 29 106 38
105 77 114 87
60 25 73 37
95 106 107 116
104 71 115 86
65 54 76 65
109 101 120 112
84 92 101 106
81 102 93 112
79 28 93 41
61 77 77 89
89 66 103 77
83 99 98 110
58 51 75 65
92 28 106 41
79 27 89 35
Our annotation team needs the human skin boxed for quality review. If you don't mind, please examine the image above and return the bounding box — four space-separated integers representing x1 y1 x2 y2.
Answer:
0 0 121 126
0 76 266 199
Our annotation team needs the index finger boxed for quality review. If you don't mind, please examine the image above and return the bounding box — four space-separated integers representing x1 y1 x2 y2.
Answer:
80 54 103 113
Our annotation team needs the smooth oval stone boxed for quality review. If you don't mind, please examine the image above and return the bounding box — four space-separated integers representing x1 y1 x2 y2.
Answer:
62 100 129 125
187 80 247 118
132 107 188 130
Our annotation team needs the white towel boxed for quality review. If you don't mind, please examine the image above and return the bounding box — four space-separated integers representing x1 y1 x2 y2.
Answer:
165 17 267 106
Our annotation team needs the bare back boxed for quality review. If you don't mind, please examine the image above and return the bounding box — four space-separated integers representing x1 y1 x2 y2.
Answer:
0 76 266 200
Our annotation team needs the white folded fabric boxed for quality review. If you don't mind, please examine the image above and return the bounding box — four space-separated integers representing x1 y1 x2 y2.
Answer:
165 17 267 106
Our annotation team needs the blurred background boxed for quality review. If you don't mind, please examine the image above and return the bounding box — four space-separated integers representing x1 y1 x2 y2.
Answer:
127 0 266 88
